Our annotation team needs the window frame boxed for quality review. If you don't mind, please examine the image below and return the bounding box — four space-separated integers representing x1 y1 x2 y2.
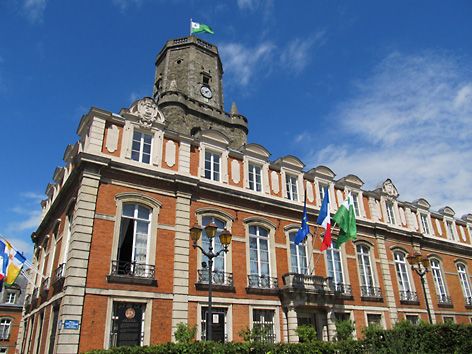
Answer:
430 258 448 300
131 130 153 164
204 150 222 182
288 232 308 274
326 240 344 285
0 317 12 341
285 174 299 201
456 263 472 305
111 193 161 279
248 163 263 192
446 220 457 241
385 202 396 225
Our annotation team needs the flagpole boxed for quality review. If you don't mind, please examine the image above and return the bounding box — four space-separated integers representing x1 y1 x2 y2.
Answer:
190 18 193 35
308 225 319 275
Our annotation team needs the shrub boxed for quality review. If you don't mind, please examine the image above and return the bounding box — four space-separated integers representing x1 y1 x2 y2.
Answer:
334 319 356 341
294 324 317 343
174 322 197 344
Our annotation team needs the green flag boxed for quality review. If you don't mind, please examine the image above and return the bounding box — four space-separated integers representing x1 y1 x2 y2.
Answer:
191 21 214 34
332 193 357 249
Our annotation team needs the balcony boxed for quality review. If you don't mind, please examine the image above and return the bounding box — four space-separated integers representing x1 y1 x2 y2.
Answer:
437 294 453 307
195 269 235 292
399 290 419 304
106 260 157 286
52 263 65 286
334 283 353 298
282 273 332 292
280 273 336 305
360 286 383 301
246 274 279 294
40 278 50 295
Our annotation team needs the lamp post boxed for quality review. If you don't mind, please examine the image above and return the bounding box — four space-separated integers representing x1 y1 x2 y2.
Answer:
407 252 433 324
190 222 232 341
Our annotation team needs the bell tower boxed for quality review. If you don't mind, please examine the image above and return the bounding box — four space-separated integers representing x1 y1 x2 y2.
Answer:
153 36 248 149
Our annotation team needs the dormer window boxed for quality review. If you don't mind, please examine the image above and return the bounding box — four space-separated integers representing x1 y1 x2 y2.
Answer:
420 214 430 234
352 193 360 217
285 175 298 201
446 220 456 241
386 202 396 224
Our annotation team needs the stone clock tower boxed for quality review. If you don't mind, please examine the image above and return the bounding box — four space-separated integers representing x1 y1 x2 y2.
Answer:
153 35 248 149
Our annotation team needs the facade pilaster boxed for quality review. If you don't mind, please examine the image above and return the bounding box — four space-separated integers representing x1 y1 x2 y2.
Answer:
55 168 100 354
285 306 298 343
171 190 192 340
326 309 336 342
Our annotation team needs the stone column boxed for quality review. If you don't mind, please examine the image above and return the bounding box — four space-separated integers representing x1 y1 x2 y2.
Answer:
326 309 337 342
171 190 192 340
285 306 298 343
55 167 100 354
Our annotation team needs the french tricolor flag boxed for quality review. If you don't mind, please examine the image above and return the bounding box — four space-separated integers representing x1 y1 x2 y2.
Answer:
317 191 332 251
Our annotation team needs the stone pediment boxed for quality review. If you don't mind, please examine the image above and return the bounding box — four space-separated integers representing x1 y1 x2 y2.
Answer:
307 165 336 180
462 214 472 222
274 155 305 171
197 129 231 147
439 206 455 217
413 198 431 210
337 174 364 188
239 143 271 160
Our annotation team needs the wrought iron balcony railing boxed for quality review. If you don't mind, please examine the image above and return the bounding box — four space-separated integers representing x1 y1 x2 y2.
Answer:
361 285 383 299
400 290 419 302
247 274 279 289
465 296 472 306
335 283 353 297
437 294 453 306
52 263 65 285
197 269 233 286
110 260 155 279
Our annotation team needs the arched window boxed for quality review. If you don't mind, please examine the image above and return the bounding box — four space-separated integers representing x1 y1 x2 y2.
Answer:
327 240 344 285
457 263 472 306
289 232 308 274
431 259 450 305
356 244 380 298
394 251 415 301
0 317 12 340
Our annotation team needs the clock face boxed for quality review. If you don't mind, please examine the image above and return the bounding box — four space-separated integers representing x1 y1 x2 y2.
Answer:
200 86 213 99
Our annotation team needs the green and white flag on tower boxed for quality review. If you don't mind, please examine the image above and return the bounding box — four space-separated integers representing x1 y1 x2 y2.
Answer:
332 193 357 249
191 20 214 34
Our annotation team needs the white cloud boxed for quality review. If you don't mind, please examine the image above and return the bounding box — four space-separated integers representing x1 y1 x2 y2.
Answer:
219 42 276 87
111 0 143 12
23 0 47 24
303 51 472 217
280 31 326 74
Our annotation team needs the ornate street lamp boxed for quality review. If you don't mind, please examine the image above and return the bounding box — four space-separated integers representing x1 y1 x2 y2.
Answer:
189 222 232 341
407 252 432 323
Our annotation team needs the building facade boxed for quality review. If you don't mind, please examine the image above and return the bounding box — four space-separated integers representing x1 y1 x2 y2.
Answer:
18 35 472 354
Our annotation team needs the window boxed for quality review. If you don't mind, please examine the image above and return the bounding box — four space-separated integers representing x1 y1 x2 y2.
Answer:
394 252 414 301
0 348 6 354
248 164 262 192
327 241 344 286
431 259 449 304
285 174 298 201
357 245 376 297
253 309 275 343
204 151 221 181
420 214 430 234
319 184 327 201
446 220 456 241
201 217 226 284
367 314 382 327
131 131 152 164
457 264 472 305
289 232 308 274
249 226 271 287
117 203 151 276
352 193 360 217
0 318 11 340
5 292 16 305
386 202 396 224
405 314 419 325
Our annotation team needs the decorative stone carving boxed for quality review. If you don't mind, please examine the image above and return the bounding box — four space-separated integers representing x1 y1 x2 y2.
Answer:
129 97 164 128
165 140 176 167
460 226 467 242
271 171 279 194
399 207 407 226
106 125 119 153
231 160 240 184
382 179 399 198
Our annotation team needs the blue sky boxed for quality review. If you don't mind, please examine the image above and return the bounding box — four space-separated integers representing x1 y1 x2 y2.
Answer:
1 0 471 260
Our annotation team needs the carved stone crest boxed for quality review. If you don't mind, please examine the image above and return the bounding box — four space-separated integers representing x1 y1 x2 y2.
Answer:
382 179 399 198
129 97 163 128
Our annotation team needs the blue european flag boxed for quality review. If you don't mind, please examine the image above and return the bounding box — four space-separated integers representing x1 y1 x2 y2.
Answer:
294 196 310 245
